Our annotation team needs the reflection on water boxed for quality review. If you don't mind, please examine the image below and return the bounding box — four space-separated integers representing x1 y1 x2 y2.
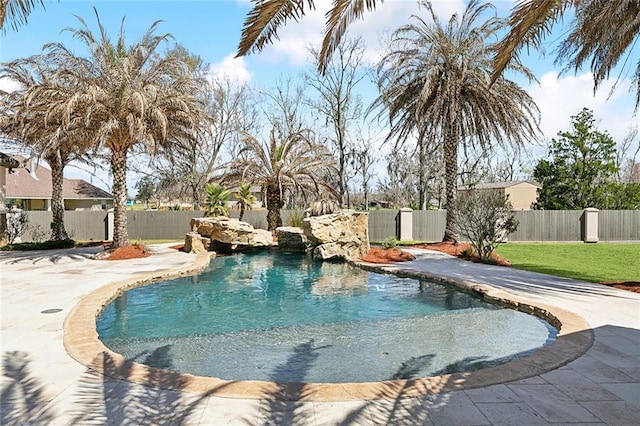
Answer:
98 251 557 382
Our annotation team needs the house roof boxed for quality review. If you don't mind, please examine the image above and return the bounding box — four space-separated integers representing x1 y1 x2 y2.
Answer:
0 152 21 169
5 160 112 200
458 181 540 190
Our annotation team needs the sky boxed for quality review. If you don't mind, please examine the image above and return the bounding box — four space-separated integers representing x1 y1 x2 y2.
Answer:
1 0 638 192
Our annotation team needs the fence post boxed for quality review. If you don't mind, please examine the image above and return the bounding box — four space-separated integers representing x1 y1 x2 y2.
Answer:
581 208 599 243
106 211 114 241
399 208 413 241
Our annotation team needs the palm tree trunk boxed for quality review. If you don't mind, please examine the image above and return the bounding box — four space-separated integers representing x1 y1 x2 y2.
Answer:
443 125 459 243
111 149 130 248
48 152 68 241
239 204 246 221
265 181 283 232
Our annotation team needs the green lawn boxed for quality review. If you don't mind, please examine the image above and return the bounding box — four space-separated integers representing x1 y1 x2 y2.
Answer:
495 243 640 283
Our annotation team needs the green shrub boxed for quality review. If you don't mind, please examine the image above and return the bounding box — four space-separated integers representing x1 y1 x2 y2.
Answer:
381 237 399 249
1 239 76 251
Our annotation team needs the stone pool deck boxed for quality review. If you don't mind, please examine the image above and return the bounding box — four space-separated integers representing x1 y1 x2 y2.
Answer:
1 244 639 425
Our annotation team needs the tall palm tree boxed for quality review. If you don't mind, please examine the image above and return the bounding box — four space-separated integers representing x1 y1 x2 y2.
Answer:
224 127 337 231
233 182 256 221
374 0 539 242
38 9 207 247
492 0 640 111
1 56 93 241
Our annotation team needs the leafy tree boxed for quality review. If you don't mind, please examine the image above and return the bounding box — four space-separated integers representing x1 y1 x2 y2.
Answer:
492 0 640 111
372 0 539 242
457 189 518 262
533 108 618 210
38 9 207 247
135 177 156 209
233 182 256 221
203 183 230 217
607 183 640 210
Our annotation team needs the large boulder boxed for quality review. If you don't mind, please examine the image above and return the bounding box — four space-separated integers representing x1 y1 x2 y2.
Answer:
191 217 255 244
189 217 274 253
275 226 309 252
184 231 210 254
303 210 369 260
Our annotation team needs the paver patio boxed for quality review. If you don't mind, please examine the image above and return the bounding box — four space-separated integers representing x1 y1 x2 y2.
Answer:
1 244 638 425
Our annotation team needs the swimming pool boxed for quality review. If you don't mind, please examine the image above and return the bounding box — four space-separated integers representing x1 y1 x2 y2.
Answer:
97 251 556 383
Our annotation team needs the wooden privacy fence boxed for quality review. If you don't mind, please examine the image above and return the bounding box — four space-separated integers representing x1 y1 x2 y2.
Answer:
13 208 640 243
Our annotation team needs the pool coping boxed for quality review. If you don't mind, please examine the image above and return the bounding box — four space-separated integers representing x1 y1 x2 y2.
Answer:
63 251 594 402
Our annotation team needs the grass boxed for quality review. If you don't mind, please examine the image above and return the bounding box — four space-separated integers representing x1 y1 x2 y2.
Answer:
495 243 640 283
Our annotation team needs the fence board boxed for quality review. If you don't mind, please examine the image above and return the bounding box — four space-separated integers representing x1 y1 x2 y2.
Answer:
17 211 108 242
599 210 640 241
368 210 399 241
10 208 640 243
510 210 583 242
413 211 446 241
126 211 206 240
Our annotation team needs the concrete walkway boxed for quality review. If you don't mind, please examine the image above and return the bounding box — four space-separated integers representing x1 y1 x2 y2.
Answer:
1 245 639 425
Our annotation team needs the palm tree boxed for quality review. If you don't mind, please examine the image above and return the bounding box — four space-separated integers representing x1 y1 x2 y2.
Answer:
1 56 93 241
224 127 337 232
373 0 539 242
233 182 256 221
203 183 231 217
492 0 640 111
37 9 207 247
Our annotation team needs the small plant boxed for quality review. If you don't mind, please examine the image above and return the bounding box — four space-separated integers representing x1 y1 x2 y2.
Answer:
28 224 48 243
286 209 306 227
381 237 399 249
233 182 257 221
203 183 231 217
6 211 29 245
457 189 519 262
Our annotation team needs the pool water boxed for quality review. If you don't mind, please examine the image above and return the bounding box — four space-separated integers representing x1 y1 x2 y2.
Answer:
98 251 556 383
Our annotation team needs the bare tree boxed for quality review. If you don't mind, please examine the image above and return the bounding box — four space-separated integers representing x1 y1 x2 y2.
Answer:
148 76 256 209
305 37 367 208
350 127 377 210
616 125 640 184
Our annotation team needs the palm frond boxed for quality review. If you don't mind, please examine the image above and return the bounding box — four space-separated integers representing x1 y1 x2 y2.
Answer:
236 0 315 57
491 0 576 83
319 0 379 73
1 0 45 32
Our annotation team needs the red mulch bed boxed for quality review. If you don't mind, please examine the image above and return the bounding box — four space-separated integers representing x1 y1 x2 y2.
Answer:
361 247 416 264
97 243 151 260
599 282 640 294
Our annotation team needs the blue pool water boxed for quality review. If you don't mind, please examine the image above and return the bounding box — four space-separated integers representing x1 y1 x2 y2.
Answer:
98 251 556 383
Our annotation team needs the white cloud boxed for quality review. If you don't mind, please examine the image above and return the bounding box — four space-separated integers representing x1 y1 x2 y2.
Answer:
526 71 637 146
0 77 21 93
208 53 253 83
